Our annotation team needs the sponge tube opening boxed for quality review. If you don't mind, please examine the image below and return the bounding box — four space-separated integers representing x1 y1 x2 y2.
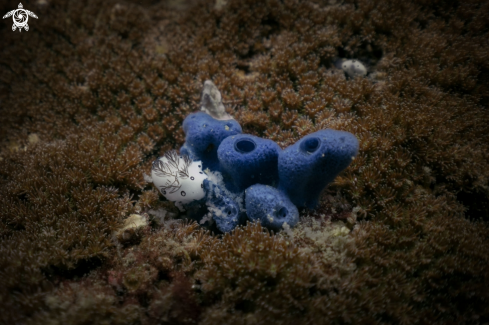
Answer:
300 137 320 154
235 138 256 153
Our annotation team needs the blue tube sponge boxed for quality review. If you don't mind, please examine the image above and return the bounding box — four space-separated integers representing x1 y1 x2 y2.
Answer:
203 179 242 233
181 112 242 171
217 134 281 193
278 129 359 209
245 185 299 231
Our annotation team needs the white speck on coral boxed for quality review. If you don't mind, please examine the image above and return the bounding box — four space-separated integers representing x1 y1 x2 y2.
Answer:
143 173 153 183
206 169 245 212
282 222 294 238
175 202 185 211
200 212 215 225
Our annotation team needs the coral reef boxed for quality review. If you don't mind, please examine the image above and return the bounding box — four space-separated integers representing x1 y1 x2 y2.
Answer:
1 0 489 323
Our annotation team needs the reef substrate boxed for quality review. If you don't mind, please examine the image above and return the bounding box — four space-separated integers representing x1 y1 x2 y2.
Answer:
1 0 489 324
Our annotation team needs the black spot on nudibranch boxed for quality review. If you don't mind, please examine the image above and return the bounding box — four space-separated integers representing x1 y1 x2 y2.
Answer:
201 183 203 188
181 191 186 196
198 165 201 167
199 172 203 174
191 176 195 180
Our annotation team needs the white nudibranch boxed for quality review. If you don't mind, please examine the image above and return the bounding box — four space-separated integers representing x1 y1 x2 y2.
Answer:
341 59 367 77
151 150 207 210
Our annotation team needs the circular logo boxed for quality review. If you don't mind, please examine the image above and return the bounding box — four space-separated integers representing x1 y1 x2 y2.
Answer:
13 9 28 28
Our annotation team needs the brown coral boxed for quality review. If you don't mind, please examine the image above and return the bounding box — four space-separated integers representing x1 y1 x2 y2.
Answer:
196 222 318 324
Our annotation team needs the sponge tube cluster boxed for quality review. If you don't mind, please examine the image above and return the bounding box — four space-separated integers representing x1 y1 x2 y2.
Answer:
169 111 359 232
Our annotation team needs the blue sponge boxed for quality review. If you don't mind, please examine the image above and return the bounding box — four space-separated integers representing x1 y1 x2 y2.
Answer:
278 129 359 209
245 184 299 231
217 134 281 193
181 112 242 171
203 179 242 233
178 110 359 232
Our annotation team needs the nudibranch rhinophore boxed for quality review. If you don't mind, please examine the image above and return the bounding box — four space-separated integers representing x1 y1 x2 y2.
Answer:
151 80 359 233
